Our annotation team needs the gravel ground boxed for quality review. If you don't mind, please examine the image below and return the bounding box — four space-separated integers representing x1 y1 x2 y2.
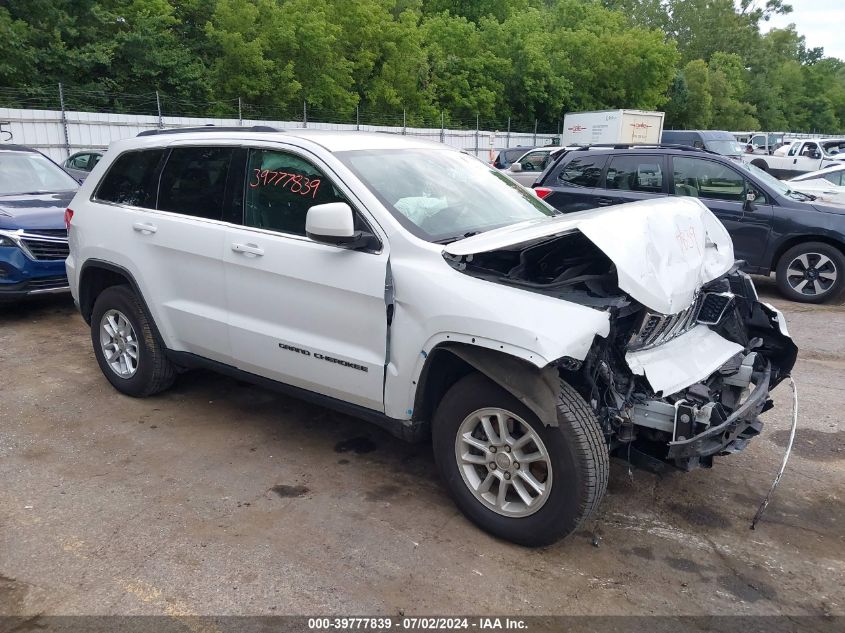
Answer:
0 277 842 621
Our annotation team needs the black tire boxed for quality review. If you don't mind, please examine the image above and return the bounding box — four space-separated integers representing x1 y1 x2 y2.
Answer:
750 158 769 172
775 241 845 304
432 372 608 546
90 284 175 397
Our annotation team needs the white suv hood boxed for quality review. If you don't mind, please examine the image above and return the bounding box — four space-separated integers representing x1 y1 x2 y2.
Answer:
444 197 735 314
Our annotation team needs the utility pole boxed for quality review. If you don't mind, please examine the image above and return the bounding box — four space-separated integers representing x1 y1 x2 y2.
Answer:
440 111 445 143
58 82 70 158
303 101 307 128
402 109 406 135
356 105 360 131
155 90 163 128
506 117 511 148
238 97 243 126
475 114 480 156
533 119 538 146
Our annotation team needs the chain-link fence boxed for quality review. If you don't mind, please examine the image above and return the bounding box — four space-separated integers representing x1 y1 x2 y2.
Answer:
0 84 563 162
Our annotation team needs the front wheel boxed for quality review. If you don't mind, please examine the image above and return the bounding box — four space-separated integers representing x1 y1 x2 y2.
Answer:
432 373 608 546
775 242 845 303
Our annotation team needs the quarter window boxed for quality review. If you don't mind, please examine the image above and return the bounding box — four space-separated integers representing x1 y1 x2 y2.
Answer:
157 146 235 220
605 155 663 193
557 156 607 188
244 149 347 236
673 157 745 202
95 149 164 208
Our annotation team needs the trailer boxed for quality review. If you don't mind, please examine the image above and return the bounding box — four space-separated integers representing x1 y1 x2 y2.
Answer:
561 110 664 146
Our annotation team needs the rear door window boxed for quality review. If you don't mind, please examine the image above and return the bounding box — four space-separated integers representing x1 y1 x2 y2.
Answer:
157 146 235 220
823 171 844 186
604 155 664 193
556 155 607 188
95 149 164 208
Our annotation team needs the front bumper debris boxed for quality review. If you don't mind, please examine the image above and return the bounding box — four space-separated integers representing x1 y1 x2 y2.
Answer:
667 362 771 461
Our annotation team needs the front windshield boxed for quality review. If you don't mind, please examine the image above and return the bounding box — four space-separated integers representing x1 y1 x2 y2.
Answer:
736 160 791 196
705 140 742 156
338 148 556 242
0 151 79 195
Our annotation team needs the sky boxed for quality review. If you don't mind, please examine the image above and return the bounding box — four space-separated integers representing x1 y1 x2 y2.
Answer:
761 0 845 61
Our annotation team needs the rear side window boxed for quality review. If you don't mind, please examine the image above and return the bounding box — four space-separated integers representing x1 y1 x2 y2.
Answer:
244 149 347 236
605 155 664 193
95 149 164 208
157 146 235 220
557 156 607 188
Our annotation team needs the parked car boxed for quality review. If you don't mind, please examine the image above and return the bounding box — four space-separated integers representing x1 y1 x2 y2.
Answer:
661 130 743 157
66 128 795 546
491 146 535 170
533 145 845 303
0 144 77 302
787 163 845 206
506 146 564 185
62 150 104 182
745 138 845 178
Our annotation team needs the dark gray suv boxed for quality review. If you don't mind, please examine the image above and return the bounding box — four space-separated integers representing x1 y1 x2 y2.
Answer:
533 145 845 304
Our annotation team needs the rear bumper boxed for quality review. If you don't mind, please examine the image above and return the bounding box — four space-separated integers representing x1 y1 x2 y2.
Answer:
0 246 69 301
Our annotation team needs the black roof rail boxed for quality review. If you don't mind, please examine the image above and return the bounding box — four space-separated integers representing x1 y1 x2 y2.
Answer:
137 125 283 137
552 143 721 157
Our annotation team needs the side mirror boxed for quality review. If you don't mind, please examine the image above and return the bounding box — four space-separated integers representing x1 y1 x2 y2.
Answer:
305 202 373 249
509 162 523 173
744 190 758 211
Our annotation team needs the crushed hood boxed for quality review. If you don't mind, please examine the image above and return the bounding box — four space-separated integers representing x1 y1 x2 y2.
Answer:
444 197 735 314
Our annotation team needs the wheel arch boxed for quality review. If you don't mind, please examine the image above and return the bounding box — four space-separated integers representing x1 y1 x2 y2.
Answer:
770 234 845 271
750 158 769 171
413 342 563 432
78 260 167 350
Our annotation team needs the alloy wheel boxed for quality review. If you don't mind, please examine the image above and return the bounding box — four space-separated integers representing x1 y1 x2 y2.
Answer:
454 407 553 518
99 309 139 378
785 252 838 297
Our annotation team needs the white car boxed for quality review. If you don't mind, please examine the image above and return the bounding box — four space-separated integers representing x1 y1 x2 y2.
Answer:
505 146 565 186
66 128 796 546
787 163 845 206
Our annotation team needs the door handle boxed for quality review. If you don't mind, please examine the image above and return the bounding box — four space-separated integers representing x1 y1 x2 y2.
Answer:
132 222 157 234
596 197 614 206
231 242 264 256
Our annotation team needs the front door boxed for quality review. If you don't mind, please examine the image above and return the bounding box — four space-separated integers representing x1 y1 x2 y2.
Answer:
223 147 389 411
670 156 773 269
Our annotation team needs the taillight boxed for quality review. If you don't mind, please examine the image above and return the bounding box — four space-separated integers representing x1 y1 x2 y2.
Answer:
534 187 552 199
64 208 74 229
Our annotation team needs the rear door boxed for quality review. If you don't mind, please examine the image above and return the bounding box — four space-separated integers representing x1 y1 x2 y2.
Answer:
222 146 389 411
594 154 668 206
92 145 236 363
670 155 773 268
541 154 608 212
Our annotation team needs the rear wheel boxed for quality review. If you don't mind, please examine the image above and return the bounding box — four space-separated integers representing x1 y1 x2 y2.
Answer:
775 242 845 303
432 373 608 546
91 285 175 396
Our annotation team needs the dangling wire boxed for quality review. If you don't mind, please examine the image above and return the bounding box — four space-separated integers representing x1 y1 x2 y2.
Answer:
751 376 798 530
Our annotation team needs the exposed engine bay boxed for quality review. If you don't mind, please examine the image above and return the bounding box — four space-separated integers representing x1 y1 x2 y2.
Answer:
446 230 798 471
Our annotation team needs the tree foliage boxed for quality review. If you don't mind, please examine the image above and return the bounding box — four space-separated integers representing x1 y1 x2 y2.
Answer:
0 0 842 132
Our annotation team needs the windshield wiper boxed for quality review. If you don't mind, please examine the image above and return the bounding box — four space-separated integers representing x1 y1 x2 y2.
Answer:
434 231 482 245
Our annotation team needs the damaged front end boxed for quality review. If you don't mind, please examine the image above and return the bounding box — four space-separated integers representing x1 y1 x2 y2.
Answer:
577 267 796 471
444 198 797 472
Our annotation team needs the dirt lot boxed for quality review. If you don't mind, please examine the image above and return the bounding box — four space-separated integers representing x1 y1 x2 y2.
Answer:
0 277 843 621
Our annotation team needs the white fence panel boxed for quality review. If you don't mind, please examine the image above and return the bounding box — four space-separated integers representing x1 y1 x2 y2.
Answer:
1 107 556 162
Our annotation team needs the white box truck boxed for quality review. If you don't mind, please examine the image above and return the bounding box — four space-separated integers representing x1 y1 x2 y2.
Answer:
562 110 665 146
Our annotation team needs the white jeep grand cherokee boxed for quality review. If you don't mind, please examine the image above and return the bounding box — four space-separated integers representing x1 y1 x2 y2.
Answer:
66 128 797 546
